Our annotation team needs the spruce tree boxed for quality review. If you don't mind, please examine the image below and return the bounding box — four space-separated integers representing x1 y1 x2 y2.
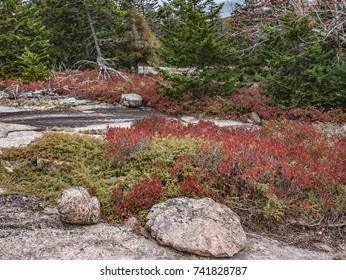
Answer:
124 5 159 70
18 47 50 83
132 0 159 30
36 0 97 69
158 0 227 69
0 0 21 78
156 0 231 97
259 13 344 109
0 0 51 79
37 0 127 69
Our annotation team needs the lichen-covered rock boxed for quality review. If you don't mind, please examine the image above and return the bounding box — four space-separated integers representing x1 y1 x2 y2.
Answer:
249 112 261 124
145 197 247 257
120 93 142 108
57 187 100 224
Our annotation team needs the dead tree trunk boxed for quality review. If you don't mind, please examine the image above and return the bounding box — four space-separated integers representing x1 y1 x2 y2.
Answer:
86 8 128 80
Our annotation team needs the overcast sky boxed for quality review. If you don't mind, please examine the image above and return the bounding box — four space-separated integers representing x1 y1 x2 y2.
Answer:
157 1 242 18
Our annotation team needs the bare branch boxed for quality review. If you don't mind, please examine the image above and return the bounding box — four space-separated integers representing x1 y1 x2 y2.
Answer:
85 7 129 81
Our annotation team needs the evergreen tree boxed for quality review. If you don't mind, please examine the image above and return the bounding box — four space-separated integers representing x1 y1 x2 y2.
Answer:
18 47 50 83
158 0 227 68
259 13 344 109
124 5 159 70
37 0 127 69
0 0 50 79
133 0 159 30
0 0 21 78
224 1 345 110
155 0 233 98
36 0 90 69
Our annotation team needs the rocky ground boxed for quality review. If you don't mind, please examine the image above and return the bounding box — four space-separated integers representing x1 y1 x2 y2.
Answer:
0 97 344 260
0 98 253 148
0 194 334 260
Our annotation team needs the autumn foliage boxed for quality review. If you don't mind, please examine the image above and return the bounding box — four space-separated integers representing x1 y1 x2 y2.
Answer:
105 116 345 221
1 70 344 123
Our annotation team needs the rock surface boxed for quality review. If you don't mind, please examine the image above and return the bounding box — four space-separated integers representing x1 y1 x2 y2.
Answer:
0 194 333 260
57 187 101 224
146 197 247 257
0 194 334 260
0 102 255 151
180 116 256 129
0 122 42 149
120 93 143 108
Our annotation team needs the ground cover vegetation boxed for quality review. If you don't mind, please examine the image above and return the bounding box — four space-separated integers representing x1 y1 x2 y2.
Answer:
0 1 345 235
0 116 345 228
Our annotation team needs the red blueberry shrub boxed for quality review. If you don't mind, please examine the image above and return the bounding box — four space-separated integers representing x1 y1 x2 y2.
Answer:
105 115 345 222
112 176 164 220
2 71 344 123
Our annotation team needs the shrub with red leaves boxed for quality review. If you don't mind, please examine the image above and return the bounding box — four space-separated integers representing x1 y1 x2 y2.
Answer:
105 116 345 220
2 71 344 123
104 127 152 165
112 176 164 221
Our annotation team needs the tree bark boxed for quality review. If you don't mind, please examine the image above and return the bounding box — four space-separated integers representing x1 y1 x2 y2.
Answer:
86 7 128 80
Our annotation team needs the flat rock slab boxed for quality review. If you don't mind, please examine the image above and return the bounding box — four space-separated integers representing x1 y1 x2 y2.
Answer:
0 105 28 113
146 197 247 257
0 130 43 149
0 104 165 129
0 122 43 149
0 122 38 138
180 116 256 128
0 194 332 260
0 194 202 260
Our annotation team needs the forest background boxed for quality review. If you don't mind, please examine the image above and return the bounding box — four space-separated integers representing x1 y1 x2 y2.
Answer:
1 0 345 113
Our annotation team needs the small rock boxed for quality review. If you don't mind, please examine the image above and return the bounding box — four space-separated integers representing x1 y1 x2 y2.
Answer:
0 161 14 173
313 243 333 253
0 187 4 194
0 91 9 99
67 97 77 106
120 93 142 108
57 97 77 107
5 166 14 173
249 112 261 124
37 158 65 171
124 216 139 229
146 197 247 258
57 187 100 225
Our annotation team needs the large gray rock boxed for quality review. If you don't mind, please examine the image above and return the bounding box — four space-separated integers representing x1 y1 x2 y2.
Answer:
57 187 100 225
145 197 247 257
0 194 337 260
120 93 142 108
